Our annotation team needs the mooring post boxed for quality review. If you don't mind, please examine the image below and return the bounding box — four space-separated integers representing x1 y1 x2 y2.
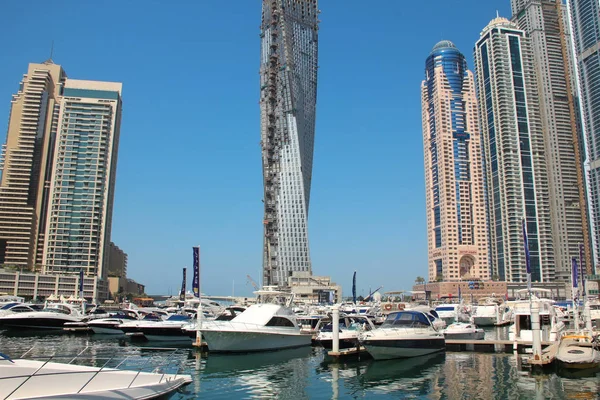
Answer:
332 305 340 353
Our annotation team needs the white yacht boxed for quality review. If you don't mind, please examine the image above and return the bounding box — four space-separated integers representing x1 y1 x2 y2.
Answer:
199 289 312 352
0 303 43 318
0 354 191 400
443 322 485 340
315 315 375 350
508 292 566 342
87 309 144 334
359 310 446 360
555 330 600 370
0 303 83 330
472 298 512 326
434 304 470 325
121 314 192 342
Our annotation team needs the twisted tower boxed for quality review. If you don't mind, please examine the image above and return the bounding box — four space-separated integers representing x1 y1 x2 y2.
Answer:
259 0 319 286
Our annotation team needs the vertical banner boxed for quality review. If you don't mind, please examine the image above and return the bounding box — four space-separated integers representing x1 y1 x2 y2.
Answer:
180 268 187 301
579 243 585 295
522 218 531 291
79 269 84 296
192 247 200 298
352 271 356 304
572 257 579 290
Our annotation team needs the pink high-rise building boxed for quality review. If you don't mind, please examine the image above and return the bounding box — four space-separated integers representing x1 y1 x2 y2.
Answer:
421 41 489 282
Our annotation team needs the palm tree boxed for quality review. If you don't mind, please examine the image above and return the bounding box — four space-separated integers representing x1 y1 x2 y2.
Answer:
415 276 425 284
435 274 444 282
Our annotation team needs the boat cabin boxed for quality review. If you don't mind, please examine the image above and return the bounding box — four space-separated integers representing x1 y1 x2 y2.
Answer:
382 311 432 328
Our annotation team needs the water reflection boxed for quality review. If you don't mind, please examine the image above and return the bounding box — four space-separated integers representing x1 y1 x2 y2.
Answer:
2 331 600 399
198 346 313 399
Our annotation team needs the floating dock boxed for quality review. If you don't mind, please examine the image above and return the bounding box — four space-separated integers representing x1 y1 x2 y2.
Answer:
326 340 557 360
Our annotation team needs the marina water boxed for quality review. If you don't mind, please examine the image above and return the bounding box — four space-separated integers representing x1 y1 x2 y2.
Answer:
1 328 599 399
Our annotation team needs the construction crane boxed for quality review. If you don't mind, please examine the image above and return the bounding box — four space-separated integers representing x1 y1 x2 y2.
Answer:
246 275 260 291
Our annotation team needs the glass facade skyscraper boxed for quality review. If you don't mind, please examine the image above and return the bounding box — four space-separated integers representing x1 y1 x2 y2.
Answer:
510 0 591 281
259 0 319 286
42 80 122 279
474 17 554 283
421 41 489 282
567 0 600 274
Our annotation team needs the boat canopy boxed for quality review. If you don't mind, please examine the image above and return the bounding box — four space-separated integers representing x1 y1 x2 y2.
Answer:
382 311 432 327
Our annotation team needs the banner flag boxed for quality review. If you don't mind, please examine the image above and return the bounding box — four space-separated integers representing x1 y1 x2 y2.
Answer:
192 247 200 298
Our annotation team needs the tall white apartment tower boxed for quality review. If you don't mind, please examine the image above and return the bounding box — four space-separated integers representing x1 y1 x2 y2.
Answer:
259 0 319 286
474 17 555 283
511 0 591 281
42 79 122 279
567 0 600 275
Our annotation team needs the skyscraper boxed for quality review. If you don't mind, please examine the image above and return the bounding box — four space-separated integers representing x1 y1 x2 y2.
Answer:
42 79 122 279
0 61 66 269
567 0 600 275
511 0 591 281
421 41 489 282
474 17 554 283
259 0 319 286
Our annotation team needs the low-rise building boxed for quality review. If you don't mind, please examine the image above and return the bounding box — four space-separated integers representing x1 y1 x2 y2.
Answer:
108 276 145 298
287 272 341 304
0 268 108 301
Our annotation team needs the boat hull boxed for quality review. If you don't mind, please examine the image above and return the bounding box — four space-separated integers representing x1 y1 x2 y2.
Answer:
444 331 485 340
90 325 124 335
361 338 446 360
472 316 496 326
0 316 78 330
201 329 312 353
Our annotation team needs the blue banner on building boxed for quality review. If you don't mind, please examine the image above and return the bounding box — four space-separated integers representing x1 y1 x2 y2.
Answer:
192 247 200 298
79 269 84 294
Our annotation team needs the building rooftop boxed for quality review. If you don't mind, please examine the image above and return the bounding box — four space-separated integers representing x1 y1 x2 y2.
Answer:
432 40 457 52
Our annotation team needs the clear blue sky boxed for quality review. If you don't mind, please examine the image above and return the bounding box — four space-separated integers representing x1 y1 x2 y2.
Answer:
0 1 511 297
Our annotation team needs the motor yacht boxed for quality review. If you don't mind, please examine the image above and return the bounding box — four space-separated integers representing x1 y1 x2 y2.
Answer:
434 303 470 325
359 310 446 360
0 353 191 400
555 330 600 370
199 288 312 352
443 322 485 340
121 314 192 342
472 298 512 326
0 303 83 330
87 309 144 334
508 294 566 342
0 303 43 318
315 314 375 350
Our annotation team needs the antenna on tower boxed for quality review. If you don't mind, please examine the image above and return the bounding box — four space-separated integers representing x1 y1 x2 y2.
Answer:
496 10 500 18
44 41 54 64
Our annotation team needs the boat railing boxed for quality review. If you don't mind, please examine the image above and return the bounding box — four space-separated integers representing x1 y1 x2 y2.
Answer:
1 346 188 397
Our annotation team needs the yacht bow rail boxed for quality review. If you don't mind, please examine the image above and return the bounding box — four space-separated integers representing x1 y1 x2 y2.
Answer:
1 346 188 399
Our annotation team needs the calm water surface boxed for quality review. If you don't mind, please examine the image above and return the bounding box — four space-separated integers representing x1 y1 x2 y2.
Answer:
1 328 599 399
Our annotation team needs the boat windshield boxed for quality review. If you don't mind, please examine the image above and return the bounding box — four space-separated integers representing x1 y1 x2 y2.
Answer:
435 306 456 312
167 315 191 321
382 311 431 327
41 307 71 315
1 303 20 310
